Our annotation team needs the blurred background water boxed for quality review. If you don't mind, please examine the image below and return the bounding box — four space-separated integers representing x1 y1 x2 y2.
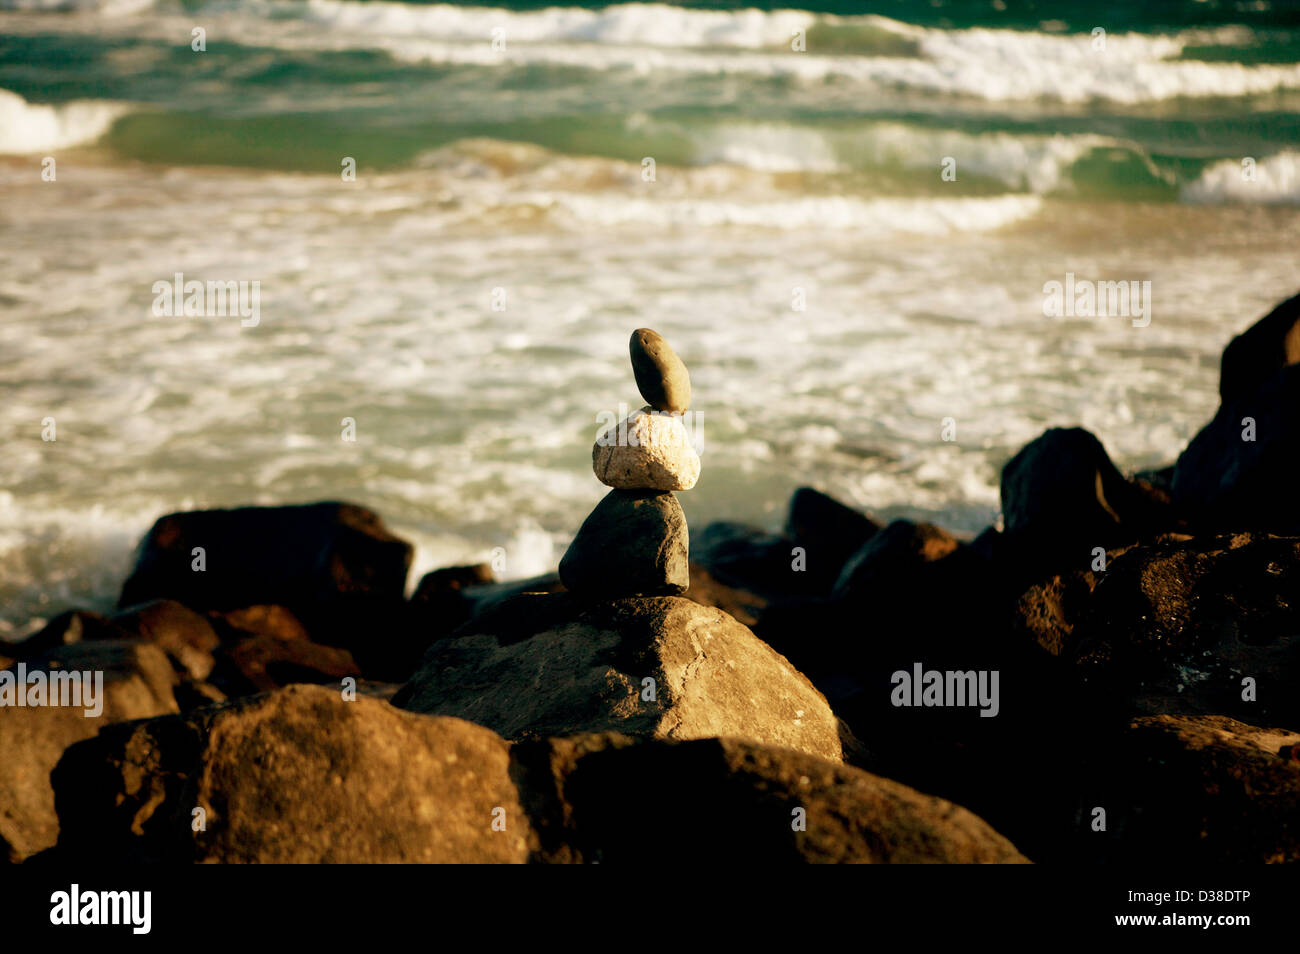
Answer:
2 0 1298 635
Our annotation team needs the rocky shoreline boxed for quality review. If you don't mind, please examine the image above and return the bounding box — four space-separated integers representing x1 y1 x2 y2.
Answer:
4 298 1300 864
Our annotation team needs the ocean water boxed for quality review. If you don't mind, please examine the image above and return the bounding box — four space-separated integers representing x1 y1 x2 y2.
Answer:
2 0 1299 636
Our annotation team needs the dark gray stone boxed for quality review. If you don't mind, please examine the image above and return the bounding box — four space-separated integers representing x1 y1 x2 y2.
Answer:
559 489 689 597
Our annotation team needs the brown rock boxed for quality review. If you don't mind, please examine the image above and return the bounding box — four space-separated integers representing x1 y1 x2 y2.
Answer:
117 501 413 657
392 593 843 763
1023 533 1300 728
51 684 533 863
515 733 1029 864
1086 715 1300 864
0 641 179 862
630 328 691 413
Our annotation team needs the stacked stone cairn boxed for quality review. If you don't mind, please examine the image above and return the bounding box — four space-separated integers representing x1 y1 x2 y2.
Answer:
559 329 700 597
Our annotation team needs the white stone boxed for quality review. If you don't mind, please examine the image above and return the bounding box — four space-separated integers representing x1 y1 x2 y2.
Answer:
592 407 700 491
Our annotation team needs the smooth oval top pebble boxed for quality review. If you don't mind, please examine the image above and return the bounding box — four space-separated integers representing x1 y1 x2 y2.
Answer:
630 328 691 413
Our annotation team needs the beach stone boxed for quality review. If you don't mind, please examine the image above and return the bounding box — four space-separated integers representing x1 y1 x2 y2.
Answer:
592 407 700 491
630 328 691 413
50 684 533 863
559 489 689 597
392 593 844 763
0 641 179 863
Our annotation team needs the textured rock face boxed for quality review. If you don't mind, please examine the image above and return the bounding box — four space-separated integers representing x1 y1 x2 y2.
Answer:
51 684 534 864
0 641 179 862
514 733 1029 864
592 408 700 491
559 490 689 597
1083 715 1300 864
1015 533 1300 728
392 593 844 763
48 686 1028 865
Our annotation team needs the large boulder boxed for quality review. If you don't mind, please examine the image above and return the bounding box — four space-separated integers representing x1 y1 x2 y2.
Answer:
758 519 1001 688
1081 715 1300 864
1000 427 1172 577
1015 532 1300 729
0 641 179 862
691 489 879 601
784 487 880 590
1173 364 1300 534
515 733 1029 864
558 490 689 598
1218 290 1300 403
693 521 800 595
392 594 844 763
117 502 413 661
51 684 533 863
49 685 1027 864
13 600 221 683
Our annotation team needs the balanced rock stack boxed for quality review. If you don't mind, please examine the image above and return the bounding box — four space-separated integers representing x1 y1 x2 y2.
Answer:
559 329 699 597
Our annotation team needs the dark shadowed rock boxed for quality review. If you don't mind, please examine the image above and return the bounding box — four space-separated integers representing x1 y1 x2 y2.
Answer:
1219 290 1300 403
1080 715 1300 864
1017 533 1300 728
685 562 767 627
410 563 494 630
51 684 533 863
1000 427 1171 577
111 600 221 680
693 521 800 594
559 489 688 597
9 610 128 660
785 487 880 586
117 502 413 655
757 518 1002 688
393 593 843 762
514 733 1028 864
14 601 220 683
0 641 179 862
209 629 361 696
1173 365 1300 534
832 519 959 599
